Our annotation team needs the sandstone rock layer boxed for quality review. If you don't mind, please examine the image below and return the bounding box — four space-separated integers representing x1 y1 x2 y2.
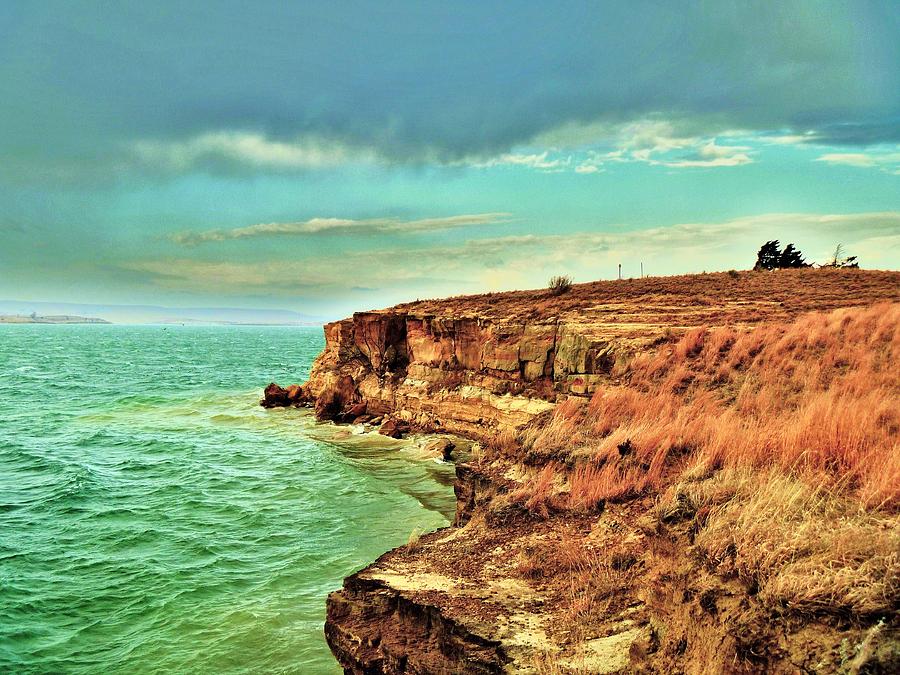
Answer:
299 311 663 442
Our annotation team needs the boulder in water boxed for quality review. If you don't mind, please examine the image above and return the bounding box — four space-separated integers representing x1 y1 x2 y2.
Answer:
378 418 409 439
261 383 290 408
423 437 456 461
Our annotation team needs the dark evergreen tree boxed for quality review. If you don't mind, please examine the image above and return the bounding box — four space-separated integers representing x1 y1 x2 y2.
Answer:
754 240 781 270
778 243 809 268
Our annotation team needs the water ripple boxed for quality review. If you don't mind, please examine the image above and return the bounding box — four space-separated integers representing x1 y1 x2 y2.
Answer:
0 324 455 673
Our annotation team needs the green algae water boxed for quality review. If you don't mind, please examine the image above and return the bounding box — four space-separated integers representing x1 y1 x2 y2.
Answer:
0 325 455 674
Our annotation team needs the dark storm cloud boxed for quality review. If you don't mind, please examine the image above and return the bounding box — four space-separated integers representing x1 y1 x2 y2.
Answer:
0 0 898 182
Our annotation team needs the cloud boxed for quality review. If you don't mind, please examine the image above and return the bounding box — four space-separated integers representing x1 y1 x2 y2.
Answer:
131 132 376 172
616 123 755 169
660 141 753 168
762 132 821 145
128 211 900 299
3 1 897 185
815 151 900 172
466 119 755 174
132 123 753 176
172 212 513 245
471 152 570 171
817 153 879 168
536 119 755 170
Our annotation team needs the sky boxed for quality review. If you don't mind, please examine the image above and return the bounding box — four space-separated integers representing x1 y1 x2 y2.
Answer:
1 1 898 321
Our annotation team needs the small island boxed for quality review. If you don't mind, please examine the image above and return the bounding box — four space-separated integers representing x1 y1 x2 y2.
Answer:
0 313 110 324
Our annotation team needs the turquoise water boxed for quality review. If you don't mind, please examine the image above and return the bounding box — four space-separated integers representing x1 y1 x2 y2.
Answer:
0 325 455 674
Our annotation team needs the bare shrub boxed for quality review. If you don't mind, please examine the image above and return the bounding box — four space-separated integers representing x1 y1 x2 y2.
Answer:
548 275 573 296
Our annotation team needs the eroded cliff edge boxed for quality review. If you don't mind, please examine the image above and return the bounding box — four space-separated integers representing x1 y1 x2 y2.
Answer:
265 270 900 674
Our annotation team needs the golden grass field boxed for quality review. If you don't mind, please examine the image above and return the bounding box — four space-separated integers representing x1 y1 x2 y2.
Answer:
475 272 899 640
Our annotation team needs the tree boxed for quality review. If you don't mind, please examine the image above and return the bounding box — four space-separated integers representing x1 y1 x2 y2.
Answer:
754 240 781 270
754 240 811 270
778 243 810 268
829 243 845 267
824 243 859 269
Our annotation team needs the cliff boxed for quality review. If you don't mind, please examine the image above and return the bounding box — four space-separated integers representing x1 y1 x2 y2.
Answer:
271 269 900 440
265 269 900 673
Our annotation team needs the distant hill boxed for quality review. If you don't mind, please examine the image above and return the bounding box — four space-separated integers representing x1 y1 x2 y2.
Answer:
0 301 326 325
0 314 110 324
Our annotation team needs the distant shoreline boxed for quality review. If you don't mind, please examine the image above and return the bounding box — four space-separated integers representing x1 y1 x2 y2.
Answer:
0 315 327 326
0 314 110 324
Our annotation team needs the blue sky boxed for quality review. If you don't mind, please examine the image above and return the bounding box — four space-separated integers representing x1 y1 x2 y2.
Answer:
1 1 898 319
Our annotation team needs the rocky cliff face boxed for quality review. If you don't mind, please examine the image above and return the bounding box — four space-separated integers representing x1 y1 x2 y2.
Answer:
286 310 666 443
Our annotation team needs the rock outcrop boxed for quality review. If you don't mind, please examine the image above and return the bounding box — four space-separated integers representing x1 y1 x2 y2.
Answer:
261 382 309 408
266 311 665 442
325 554 511 674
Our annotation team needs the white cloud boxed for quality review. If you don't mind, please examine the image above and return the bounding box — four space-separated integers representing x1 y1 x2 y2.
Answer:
815 152 900 172
661 141 752 168
172 212 513 244
763 133 820 145
817 153 877 168
486 118 756 173
127 122 894 178
610 122 753 168
132 131 377 171
618 120 696 158
471 151 570 171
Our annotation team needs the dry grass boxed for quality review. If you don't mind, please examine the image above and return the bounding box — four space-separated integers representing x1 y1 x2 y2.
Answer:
510 303 900 623
394 268 899 324
522 303 900 510
509 464 560 518
489 427 520 458
516 533 595 578
515 532 638 638
568 462 638 510
675 469 900 618
532 650 593 675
